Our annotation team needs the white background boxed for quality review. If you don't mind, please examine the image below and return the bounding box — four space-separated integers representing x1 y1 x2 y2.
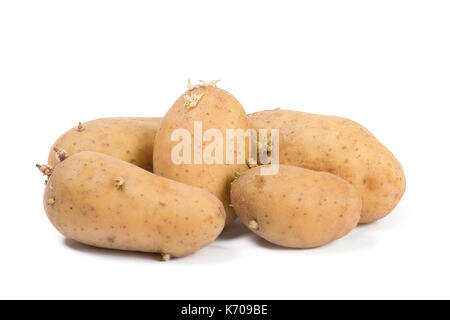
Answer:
0 0 449 299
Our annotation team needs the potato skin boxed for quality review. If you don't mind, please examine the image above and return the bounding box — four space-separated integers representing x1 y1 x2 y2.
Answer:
248 110 406 224
230 165 362 248
153 86 250 227
48 117 161 171
44 151 226 257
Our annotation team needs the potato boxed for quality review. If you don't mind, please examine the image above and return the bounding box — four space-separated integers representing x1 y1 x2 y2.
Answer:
48 117 161 171
153 82 251 226
43 151 226 259
230 165 362 248
248 109 406 224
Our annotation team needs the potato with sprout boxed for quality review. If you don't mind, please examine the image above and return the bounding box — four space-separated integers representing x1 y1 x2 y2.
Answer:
48 117 161 171
248 109 406 224
153 81 251 226
231 165 362 248
42 151 226 260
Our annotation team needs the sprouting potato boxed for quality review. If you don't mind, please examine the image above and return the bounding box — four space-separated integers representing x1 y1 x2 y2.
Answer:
230 165 362 248
48 117 161 171
43 151 226 259
153 81 251 226
248 109 406 224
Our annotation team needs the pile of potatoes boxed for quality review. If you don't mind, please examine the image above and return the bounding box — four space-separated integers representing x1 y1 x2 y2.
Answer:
36 80 406 260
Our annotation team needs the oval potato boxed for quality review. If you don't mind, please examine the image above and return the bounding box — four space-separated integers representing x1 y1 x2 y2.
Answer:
230 165 362 248
153 84 250 226
248 110 406 224
48 117 161 171
44 151 226 258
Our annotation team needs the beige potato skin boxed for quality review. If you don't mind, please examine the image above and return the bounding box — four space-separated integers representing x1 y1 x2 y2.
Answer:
48 117 162 171
44 151 226 257
153 86 250 227
230 165 362 248
248 110 406 224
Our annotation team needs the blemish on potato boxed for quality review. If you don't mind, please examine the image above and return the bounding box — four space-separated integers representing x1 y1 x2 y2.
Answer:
107 236 116 244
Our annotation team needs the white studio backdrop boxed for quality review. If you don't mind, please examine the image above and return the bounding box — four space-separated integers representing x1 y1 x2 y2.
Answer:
0 0 449 299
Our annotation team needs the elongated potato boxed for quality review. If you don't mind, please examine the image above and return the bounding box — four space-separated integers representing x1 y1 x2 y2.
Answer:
43 151 226 258
231 165 362 248
248 110 406 224
48 117 162 171
153 82 250 226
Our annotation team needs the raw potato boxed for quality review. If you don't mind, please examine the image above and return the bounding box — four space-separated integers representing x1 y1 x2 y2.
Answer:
248 110 406 224
48 117 162 171
230 165 362 248
153 83 251 226
43 151 226 258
